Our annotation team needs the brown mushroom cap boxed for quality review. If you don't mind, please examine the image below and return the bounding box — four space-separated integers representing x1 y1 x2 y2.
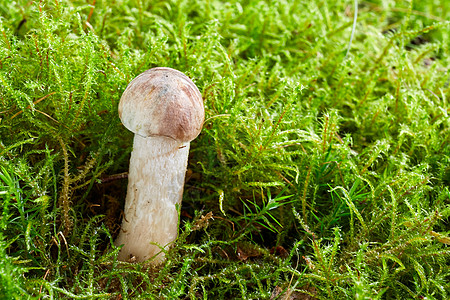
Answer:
118 67 204 143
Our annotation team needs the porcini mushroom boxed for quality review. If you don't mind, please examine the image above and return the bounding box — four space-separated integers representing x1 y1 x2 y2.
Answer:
115 67 204 263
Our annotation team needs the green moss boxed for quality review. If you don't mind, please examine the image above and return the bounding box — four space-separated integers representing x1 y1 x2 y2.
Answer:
0 0 449 298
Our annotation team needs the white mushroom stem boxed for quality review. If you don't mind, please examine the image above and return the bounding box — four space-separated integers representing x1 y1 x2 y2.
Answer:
115 134 190 263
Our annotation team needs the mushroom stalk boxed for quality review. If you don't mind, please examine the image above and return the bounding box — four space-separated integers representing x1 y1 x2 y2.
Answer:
115 135 189 263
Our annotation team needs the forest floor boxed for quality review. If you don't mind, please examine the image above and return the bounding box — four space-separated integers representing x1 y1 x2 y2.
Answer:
0 0 449 299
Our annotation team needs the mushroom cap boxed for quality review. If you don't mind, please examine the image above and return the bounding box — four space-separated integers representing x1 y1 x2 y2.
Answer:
118 67 204 143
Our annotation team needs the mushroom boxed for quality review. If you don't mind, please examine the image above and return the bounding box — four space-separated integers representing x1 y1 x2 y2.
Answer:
115 67 204 263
